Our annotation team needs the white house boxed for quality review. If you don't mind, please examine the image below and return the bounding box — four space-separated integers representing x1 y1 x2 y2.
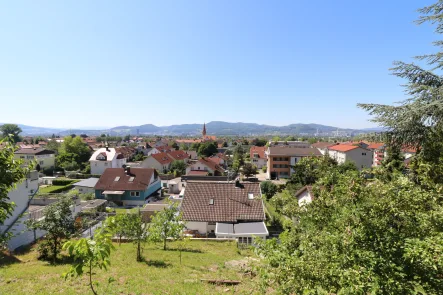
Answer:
89 147 126 175
181 181 268 244
186 158 225 176
140 152 173 173
294 186 314 207
73 177 99 194
250 146 267 169
326 144 373 170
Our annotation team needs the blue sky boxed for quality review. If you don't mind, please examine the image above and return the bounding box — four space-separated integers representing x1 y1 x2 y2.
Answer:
0 0 437 129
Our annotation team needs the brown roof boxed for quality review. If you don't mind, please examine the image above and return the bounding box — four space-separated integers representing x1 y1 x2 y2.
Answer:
155 145 175 153
15 148 55 155
311 142 337 149
181 182 265 223
115 146 137 159
267 146 322 156
196 158 225 173
152 152 174 165
167 150 189 161
250 146 266 159
294 185 314 199
95 168 158 191
207 156 223 165
328 145 360 152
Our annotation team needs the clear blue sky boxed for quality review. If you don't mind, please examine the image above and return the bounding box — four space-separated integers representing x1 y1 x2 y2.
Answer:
0 0 437 129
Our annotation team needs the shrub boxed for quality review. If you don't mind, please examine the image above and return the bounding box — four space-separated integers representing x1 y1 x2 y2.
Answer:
52 179 75 186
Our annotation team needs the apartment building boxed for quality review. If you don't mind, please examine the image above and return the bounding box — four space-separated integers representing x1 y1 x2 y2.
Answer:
14 148 55 170
266 146 322 179
327 144 373 170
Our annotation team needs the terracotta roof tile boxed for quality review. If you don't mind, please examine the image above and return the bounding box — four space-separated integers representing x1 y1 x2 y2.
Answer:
181 182 265 223
250 146 266 159
152 152 174 165
328 145 360 152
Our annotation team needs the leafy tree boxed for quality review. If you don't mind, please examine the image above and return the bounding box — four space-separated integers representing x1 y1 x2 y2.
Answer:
171 142 179 150
260 181 278 200
358 0 443 185
190 142 200 151
28 196 75 262
170 160 186 177
197 142 218 157
252 138 267 147
0 124 22 142
45 139 60 152
100 134 106 138
272 136 280 142
150 202 184 250
176 234 191 265
124 135 130 141
124 212 149 261
0 137 28 248
222 141 228 147
63 224 115 295
285 136 296 141
256 170 443 294
242 163 257 178
307 137 317 144
59 136 91 164
107 214 129 245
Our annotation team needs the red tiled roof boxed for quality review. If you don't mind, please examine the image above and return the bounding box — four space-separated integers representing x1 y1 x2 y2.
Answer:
95 168 158 191
367 143 385 150
250 146 266 159
328 145 360 152
15 148 55 155
294 185 314 199
181 182 264 223
207 156 223 165
152 152 174 165
155 145 175 153
167 150 189 161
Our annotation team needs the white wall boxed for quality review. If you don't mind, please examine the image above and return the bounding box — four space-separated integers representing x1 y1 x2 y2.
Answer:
185 221 207 234
75 186 95 194
346 148 373 170
297 190 313 207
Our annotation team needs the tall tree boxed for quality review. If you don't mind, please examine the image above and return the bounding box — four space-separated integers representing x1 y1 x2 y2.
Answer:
0 137 28 248
358 0 443 185
242 163 257 178
170 160 186 177
0 124 22 143
150 202 184 250
197 142 218 157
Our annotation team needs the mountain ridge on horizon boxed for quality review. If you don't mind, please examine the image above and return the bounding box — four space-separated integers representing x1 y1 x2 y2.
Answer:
1 121 384 136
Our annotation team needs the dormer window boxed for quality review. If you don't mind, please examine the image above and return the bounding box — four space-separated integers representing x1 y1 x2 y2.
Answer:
129 177 135 182
114 176 120 182
248 193 254 200
209 198 214 205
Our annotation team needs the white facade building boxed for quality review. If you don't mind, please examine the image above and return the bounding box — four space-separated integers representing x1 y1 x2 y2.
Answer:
89 147 126 175
326 145 373 170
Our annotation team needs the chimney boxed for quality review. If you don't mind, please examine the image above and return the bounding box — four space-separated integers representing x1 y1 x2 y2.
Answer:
235 180 242 188
126 167 131 175
106 145 110 152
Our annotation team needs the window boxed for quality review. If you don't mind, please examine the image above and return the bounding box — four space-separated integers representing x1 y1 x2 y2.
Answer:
104 162 108 166
39 161 44 165
248 193 254 200
20 156 25 159
209 198 214 205
114 176 120 182
362 153 366 156
27 156 33 159
130 191 140 197
129 177 135 182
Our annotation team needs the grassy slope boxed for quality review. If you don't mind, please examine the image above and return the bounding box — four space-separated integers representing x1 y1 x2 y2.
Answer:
0 240 259 295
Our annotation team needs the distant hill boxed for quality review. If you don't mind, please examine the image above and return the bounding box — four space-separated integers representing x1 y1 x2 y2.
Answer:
1 122 383 136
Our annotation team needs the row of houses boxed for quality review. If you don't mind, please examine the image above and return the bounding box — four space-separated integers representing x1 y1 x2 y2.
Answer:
250 140 417 180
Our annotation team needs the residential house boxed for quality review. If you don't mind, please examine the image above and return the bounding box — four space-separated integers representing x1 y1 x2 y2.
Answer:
294 186 314 207
89 147 126 175
186 150 198 160
94 167 161 206
186 158 225 176
207 155 226 168
402 146 417 159
181 181 268 243
250 146 267 169
311 142 338 155
147 145 175 156
268 141 311 148
266 146 322 179
14 148 56 170
139 152 172 173
73 177 99 194
367 143 386 167
327 144 372 170
167 150 190 163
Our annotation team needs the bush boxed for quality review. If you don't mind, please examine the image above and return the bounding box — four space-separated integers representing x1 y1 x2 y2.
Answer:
262 166 267 173
37 240 51 260
52 179 75 186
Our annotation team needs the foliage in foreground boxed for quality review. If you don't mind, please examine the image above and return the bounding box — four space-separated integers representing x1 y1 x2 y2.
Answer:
63 223 115 295
256 170 443 294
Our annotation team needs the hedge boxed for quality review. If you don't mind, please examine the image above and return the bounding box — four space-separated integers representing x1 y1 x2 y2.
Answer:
39 184 74 194
52 179 76 186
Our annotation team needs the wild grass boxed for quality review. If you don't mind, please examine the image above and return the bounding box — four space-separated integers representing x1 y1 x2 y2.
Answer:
0 240 259 295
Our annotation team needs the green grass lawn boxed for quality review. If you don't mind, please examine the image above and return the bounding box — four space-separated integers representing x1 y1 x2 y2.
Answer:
0 240 260 295
38 185 69 194
112 207 139 214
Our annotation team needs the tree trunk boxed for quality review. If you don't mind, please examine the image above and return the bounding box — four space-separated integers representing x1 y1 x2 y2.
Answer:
180 249 182 265
52 238 57 264
137 240 141 261
163 238 166 250
89 260 97 295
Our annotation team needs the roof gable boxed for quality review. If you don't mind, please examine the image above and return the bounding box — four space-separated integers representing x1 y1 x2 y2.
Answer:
95 168 157 191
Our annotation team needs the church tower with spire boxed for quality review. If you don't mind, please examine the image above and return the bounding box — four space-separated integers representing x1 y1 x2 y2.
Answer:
202 122 207 137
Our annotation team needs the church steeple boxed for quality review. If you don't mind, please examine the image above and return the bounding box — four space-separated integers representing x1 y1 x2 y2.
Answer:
202 122 207 137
